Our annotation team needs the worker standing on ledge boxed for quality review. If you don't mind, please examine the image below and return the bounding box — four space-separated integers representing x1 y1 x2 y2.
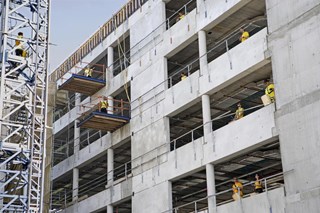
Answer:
176 12 185 22
99 98 109 113
234 103 244 120
239 28 249 42
181 72 187 81
84 66 93 78
232 177 244 201
254 174 263 194
264 79 275 102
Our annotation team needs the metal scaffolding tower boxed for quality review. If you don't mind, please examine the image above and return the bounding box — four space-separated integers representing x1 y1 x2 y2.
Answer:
0 0 50 212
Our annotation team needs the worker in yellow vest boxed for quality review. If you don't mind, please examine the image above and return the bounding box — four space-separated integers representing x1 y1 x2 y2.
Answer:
84 66 93 78
234 103 244 120
176 12 185 23
232 177 244 201
15 32 27 57
254 174 263 193
99 98 108 113
264 79 275 102
180 72 187 81
239 28 249 43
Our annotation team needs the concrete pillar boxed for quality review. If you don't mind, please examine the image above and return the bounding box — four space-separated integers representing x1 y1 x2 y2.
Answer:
72 168 79 201
107 46 114 78
74 93 81 153
108 96 114 114
206 163 216 213
107 148 114 185
107 205 113 213
198 30 208 75
202 94 212 143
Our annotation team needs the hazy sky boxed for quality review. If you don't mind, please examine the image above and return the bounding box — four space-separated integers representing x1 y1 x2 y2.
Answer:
50 0 127 72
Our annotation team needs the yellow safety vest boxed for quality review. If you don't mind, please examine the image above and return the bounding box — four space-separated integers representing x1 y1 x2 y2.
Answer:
15 35 23 50
100 101 108 109
265 84 275 98
181 75 187 80
84 68 92 77
255 180 262 189
232 182 243 196
235 107 244 119
241 31 249 42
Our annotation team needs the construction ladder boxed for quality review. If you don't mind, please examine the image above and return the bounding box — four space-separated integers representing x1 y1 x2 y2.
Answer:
0 0 50 212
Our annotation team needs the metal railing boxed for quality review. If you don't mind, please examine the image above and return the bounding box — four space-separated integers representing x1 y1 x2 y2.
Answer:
163 172 285 213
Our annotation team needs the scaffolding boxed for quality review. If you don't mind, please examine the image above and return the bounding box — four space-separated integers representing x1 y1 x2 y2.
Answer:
0 0 50 212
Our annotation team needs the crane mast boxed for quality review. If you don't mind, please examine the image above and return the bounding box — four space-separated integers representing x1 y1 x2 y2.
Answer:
0 0 50 212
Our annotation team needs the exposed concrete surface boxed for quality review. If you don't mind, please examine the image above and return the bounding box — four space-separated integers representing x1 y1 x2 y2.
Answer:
267 1 320 212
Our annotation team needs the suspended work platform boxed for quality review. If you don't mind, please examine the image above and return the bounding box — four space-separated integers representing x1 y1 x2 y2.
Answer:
78 111 130 131
58 74 105 96
78 97 130 131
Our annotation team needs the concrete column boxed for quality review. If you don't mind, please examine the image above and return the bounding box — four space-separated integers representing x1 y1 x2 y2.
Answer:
107 46 114 78
107 205 113 213
108 96 114 114
72 168 79 202
198 30 208 75
107 148 114 185
74 93 81 154
206 163 216 213
202 94 212 143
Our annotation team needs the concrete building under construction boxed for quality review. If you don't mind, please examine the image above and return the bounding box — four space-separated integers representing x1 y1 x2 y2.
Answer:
48 0 320 212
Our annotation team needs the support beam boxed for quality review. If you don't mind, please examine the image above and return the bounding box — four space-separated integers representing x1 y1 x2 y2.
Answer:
107 204 113 213
72 168 79 202
108 46 114 78
108 96 114 115
206 164 216 213
198 30 208 76
202 95 212 143
107 148 114 185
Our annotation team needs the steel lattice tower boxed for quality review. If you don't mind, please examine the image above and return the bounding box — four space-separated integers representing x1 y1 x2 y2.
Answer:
0 0 50 212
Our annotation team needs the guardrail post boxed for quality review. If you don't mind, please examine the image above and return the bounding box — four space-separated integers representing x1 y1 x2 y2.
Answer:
226 40 232 70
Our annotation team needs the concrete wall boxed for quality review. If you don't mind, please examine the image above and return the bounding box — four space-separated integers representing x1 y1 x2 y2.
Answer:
63 178 132 213
217 187 285 213
267 1 320 213
132 104 276 196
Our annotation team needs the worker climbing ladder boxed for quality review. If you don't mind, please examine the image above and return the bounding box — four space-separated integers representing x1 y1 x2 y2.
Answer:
0 0 50 212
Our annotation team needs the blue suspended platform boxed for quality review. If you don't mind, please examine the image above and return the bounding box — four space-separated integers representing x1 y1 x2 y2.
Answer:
77 111 130 131
58 74 105 95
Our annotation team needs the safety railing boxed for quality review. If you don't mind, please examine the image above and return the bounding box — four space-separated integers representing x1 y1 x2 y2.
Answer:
166 0 197 29
163 172 285 213
166 19 267 88
53 0 148 81
169 104 264 152
51 160 132 209
79 97 131 119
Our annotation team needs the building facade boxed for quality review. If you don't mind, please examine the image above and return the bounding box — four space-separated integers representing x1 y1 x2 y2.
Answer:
49 0 320 212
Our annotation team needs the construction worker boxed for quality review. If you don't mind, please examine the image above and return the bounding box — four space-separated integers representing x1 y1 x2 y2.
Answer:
254 174 263 194
239 28 249 42
264 79 275 102
99 98 108 113
15 32 24 57
84 66 93 78
176 12 185 22
234 103 244 120
181 72 187 81
232 177 243 201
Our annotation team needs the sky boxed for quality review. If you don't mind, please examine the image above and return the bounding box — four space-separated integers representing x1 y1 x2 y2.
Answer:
49 0 128 72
